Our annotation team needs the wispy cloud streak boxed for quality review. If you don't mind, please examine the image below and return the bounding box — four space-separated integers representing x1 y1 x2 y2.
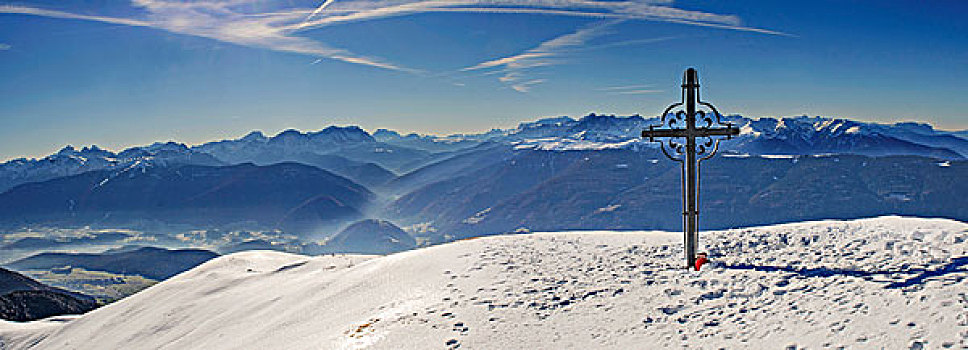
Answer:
304 0 338 23
291 0 788 36
0 2 408 71
464 20 618 72
0 5 150 27
0 0 787 72
510 79 546 92
460 20 627 92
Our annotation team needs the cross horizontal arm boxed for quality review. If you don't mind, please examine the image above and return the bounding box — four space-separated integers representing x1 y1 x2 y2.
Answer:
641 126 740 140
696 127 740 137
641 128 689 139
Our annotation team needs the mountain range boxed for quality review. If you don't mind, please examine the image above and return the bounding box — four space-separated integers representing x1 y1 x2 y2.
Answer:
323 219 416 255
387 149 966 242
0 162 373 235
0 268 97 322
4 115 964 194
0 114 965 251
6 247 218 281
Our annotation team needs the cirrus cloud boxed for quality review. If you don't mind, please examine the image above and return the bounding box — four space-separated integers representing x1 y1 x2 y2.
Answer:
0 0 787 73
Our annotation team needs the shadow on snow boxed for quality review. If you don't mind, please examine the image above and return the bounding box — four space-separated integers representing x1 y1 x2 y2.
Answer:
721 257 968 289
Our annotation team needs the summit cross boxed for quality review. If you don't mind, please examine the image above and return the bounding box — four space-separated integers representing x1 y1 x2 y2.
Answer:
641 68 740 269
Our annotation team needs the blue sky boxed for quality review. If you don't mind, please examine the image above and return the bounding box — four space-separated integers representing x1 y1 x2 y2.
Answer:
1 0 966 161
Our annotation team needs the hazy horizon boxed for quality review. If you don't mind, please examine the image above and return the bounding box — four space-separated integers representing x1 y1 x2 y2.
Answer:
2 111 964 162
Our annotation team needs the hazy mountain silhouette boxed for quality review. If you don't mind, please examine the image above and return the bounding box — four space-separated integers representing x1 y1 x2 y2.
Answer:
7 247 218 280
0 162 373 234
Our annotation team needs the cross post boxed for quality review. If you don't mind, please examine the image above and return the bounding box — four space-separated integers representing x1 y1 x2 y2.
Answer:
641 68 739 269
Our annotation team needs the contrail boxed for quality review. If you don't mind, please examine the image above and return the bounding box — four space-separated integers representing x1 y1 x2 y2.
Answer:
304 0 337 23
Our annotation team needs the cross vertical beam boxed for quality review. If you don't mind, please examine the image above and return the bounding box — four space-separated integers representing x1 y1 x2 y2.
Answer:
683 69 699 271
641 68 739 269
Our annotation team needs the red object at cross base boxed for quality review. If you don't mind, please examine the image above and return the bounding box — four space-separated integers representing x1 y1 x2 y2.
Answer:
694 253 708 271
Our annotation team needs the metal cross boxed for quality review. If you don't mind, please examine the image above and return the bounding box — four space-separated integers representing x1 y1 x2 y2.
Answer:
641 68 739 269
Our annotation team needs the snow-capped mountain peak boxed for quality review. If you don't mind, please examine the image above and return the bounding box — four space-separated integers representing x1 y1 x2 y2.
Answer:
241 131 268 143
309 125 375 143
55 145 114 159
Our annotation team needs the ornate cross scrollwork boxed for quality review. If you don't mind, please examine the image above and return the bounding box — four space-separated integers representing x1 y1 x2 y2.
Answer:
640 68 740 269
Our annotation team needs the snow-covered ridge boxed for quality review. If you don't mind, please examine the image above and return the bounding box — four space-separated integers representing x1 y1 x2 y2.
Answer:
192 125 376 162
502 114 968 157
2 216 965 349
382 113 967 157
0 142 222 193
0 126 379 192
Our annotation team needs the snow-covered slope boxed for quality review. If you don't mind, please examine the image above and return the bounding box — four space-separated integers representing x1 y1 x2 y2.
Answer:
2 216 965 349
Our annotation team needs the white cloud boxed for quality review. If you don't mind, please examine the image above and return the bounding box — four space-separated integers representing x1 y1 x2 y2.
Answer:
580 36 678 51
304 0 338 23
291 0 787 36
461 20 618 92
511 79 546 92
0 0 787 72
0 5 151 27
0 2 408 71
0 43 10 50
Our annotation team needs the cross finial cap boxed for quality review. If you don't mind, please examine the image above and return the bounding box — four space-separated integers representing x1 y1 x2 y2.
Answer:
682 68 700 89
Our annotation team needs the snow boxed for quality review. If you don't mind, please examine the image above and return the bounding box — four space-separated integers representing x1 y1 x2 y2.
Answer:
512 138 641 151
594 204 621 213
462 208 492 225
885 193 913 201
2 217 966 349
739 122 760 137
760 154 797 159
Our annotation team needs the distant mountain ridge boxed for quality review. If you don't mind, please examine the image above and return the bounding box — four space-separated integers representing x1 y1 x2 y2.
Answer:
384 149 966 242
0 267 97 321
0 267 61 296
6 247 218 280
3 114 963 194
0 143 223 193
0 290 98 322
192 126 440 174
499 114 968 159
0 162 373 233
325 219 416 254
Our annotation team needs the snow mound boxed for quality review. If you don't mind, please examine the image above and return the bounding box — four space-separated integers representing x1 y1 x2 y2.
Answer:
2 217 966 349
